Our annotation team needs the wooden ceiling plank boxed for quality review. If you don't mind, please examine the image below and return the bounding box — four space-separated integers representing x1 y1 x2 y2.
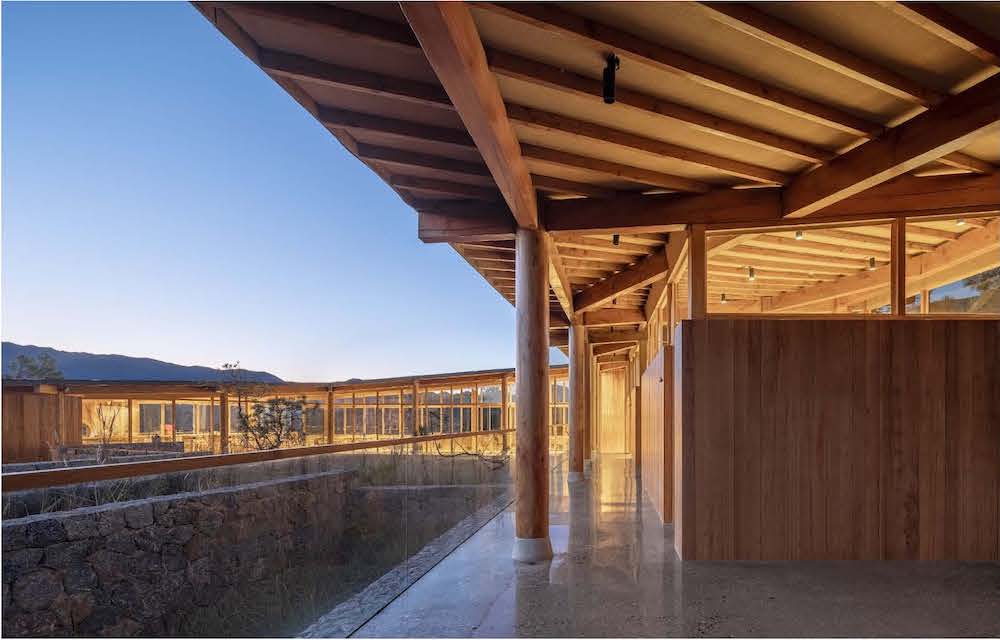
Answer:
222 2 421 52
259 48 453 110
482 3 881 137
486 49 831 164
318 106 474 148
521 144 710 193
391 175 499 200
531 174 620 199
507 104 788 185
357 143 491 177
882 2 1000 68
783 75 1000 218
402 2 539 229
698 3 942 107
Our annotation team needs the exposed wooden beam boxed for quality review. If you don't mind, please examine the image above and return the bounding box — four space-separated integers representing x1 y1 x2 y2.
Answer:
417 201 515 243
644 233 689 319
938 152 995 175
520 144 709 193
258 48 453 110
688 224 708 319
890 218 906 315
592 343 633 357
581 308 645 327
546 236 575 320
391 175 499 200
485 49 830 164
698 3 942 107
596 353 629 364
482 3 880 137
531 174 619 199
402 2 538 229
545 189 780 235
807 172 1000 221
574 249 670 313
223 2 421 52
357 143 491 178
318 107 474 149
783 75 1000 218
588 328 643 345
506 104 787 185
882 2 1000 68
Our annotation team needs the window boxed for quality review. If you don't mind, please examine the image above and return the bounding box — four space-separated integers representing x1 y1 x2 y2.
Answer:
906 216 998 315
305 405 325 434
174 404 194 433
139 404 161 434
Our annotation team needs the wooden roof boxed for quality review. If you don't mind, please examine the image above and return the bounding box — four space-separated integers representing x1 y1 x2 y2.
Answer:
194 2 1000 339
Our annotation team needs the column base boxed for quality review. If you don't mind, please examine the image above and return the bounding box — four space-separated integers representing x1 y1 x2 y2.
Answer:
513 536 553 563
568 471 584 483
583 459 593 472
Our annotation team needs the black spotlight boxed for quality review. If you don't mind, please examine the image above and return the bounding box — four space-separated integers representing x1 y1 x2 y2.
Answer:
612 234 620 246
603 53 620 104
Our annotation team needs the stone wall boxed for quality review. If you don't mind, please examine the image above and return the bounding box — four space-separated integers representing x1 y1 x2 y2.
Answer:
2 469 357 637
2 453 513 637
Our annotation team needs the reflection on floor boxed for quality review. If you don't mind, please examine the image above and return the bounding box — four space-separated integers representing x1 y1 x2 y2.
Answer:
353 454 1000 638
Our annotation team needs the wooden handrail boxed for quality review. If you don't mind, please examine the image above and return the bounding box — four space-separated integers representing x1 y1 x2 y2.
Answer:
1 429 514 493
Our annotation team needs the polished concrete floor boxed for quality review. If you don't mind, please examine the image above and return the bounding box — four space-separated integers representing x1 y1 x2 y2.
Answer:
354 455 1000 637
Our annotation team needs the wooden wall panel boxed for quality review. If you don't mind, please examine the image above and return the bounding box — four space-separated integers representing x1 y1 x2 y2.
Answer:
640 347 673 523
598 369 628 453
2 392 83 463
674 318 1000 561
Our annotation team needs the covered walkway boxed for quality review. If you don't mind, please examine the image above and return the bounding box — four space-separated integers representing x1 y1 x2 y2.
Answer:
352 455 1000 638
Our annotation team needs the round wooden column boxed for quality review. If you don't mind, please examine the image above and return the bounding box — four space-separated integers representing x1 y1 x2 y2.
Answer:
513 226 553 562
568 322 586 481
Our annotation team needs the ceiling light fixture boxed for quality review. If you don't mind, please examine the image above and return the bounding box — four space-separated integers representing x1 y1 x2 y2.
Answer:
795 230 804 240
612 234 620 246
956 218 966 226
747 266 756 281
868 257 877 271
603 53 620 104
720 293 728 304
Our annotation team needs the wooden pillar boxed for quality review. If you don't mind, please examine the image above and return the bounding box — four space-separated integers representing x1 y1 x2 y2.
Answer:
634 340 647 475
170 399 177 443
920 288 930 314
687 224 707 320
500 375 509 451
473 382 480 432
127 398 134 444
568 322 586 480
513 226 553 562
219 393 230 454
411 380 420 436
325 389 334 443
891 217 906 316
208 397 214 451
583 349 592 468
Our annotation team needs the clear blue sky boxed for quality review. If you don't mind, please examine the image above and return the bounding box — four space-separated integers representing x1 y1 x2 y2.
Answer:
2 2 565 381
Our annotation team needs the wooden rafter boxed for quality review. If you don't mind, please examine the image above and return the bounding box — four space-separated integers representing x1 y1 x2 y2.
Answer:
481 3 880 136
697 3 942 107
506 104 788 185
783 75 1000 218
485 48 830 164
581 308 645 327
401 2 539 229
574 248 670 313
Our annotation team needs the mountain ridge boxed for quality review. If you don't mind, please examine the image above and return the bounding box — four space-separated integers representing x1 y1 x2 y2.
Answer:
1 342 283 383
